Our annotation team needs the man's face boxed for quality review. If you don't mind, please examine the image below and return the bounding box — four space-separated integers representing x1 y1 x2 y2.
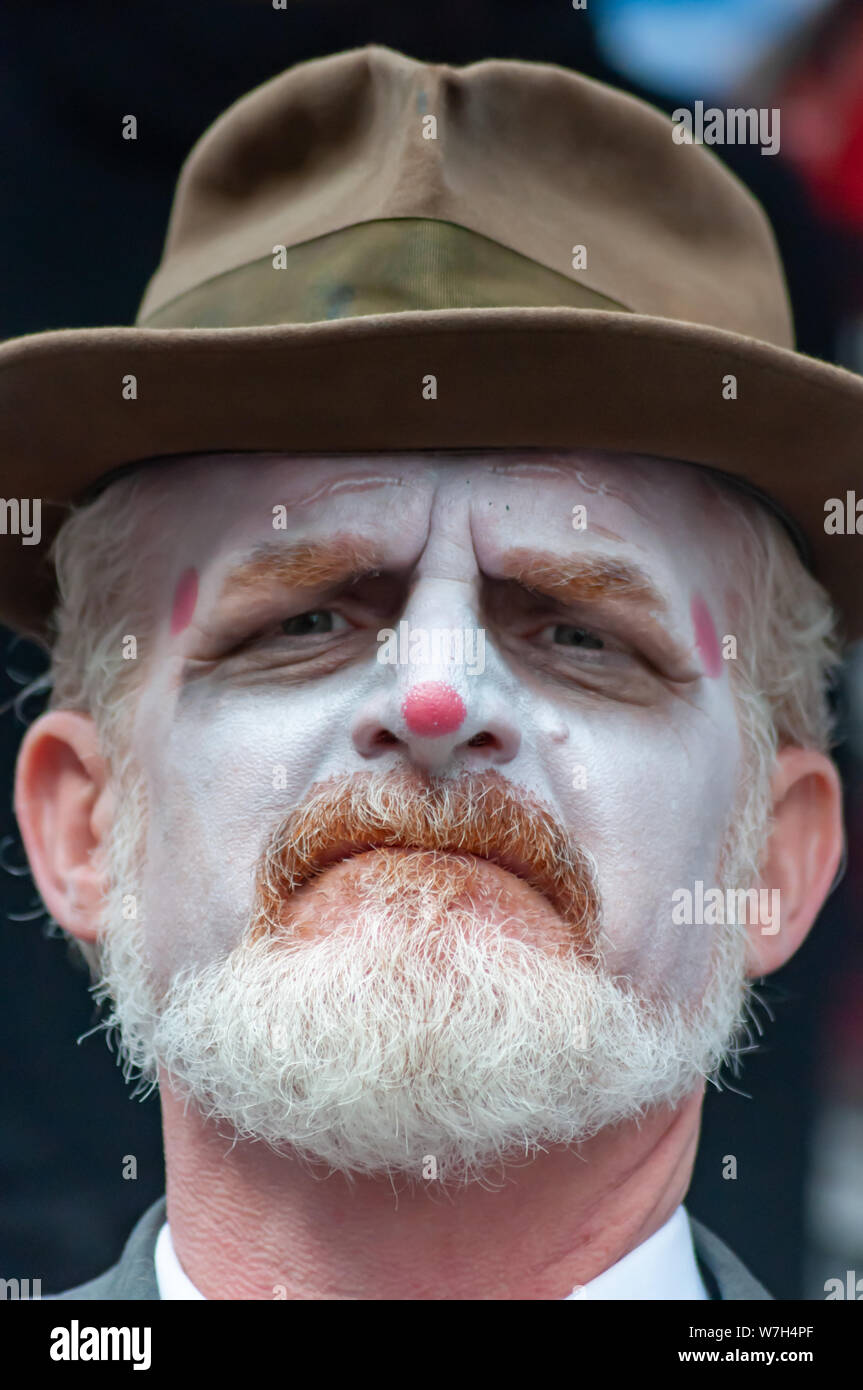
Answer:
97 449 758 1181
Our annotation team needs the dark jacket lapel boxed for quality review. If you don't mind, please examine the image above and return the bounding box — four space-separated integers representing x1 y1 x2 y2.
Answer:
689 1217 774 1299
47 1196 165 1300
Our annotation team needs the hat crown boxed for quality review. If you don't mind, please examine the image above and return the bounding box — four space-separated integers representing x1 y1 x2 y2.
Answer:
137 44 793 346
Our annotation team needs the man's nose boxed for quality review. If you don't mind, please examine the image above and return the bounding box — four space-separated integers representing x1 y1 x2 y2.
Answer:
353 675 521 772
352 647 521 773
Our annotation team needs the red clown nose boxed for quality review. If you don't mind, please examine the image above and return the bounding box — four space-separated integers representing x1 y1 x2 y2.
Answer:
402 681 467 737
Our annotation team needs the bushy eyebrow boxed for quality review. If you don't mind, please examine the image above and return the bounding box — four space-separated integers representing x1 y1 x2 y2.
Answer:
497 548 670 613
215 538 670 616
215 535 386 602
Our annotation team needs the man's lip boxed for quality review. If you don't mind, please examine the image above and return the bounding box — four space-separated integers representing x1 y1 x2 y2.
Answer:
299 840 562 913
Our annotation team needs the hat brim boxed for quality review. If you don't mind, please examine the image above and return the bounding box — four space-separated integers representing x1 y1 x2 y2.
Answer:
1 304 861 645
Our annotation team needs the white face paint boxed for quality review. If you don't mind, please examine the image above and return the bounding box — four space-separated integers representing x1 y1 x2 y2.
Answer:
96 448 764 1179
130 450 743 995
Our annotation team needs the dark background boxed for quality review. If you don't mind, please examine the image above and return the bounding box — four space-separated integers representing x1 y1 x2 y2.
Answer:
2 0 861 1299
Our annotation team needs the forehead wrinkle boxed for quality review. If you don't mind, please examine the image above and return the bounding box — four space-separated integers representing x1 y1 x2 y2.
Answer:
280 471 413 511
482 453 672 533
488 460 581 482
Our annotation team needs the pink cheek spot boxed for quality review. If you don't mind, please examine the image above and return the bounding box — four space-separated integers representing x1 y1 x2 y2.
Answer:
170 567 199 636
691 593 723 679
402 681 467 737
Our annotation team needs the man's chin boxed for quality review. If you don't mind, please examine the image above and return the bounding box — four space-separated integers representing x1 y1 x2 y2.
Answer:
116 900 747 1188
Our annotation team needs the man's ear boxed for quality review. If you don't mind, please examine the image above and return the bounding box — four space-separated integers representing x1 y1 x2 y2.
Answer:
13 711 114 944
746 746 844 978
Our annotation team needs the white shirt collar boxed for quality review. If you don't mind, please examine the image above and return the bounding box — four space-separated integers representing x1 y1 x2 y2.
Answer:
563 1206 709 1299
155 1223 205 1300
155 1203 708 1300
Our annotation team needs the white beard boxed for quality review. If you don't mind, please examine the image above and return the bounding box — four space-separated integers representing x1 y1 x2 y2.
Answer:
93 768 760 1190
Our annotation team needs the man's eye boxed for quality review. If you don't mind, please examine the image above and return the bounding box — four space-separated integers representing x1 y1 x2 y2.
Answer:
549 624 605 650
279 609 343 637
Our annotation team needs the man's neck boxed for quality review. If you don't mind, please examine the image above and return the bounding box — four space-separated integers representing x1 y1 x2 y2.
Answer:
160 1083 704 1300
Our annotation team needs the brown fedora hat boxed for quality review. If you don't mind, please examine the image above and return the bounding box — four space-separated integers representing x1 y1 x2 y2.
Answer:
2 43 862 647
